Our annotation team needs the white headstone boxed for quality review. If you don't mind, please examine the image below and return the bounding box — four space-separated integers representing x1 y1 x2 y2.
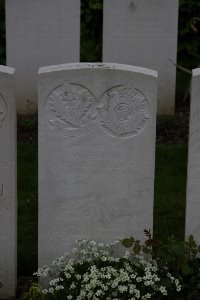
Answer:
38 63 157 265
103 0 179 115
186 68 200 243
6 0 80 115
0 66 16 299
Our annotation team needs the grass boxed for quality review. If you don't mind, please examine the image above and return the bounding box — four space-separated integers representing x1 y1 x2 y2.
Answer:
17 139 188 278
17 143 38 277
154 144 188 241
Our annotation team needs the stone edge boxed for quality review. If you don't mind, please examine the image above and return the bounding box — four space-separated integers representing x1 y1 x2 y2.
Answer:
0 65 15 75
192 68 200 77
38 63 158 78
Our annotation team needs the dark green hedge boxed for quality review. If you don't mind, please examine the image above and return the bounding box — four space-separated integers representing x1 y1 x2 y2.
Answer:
0 0 5 65
178 0 200 68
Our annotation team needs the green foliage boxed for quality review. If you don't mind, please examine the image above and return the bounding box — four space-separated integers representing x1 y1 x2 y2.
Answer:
20 283 44 300
18 141 38 276
80 0 103 62
122 232 200 299
0 0 5 65
21 239 182 299
178 0 200 68
18 117 37 132
154 144 187 241
22 233 200 299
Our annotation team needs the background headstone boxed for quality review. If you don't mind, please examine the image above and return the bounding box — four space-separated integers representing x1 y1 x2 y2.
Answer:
38 63 157 265
186 68 200 244
0 66 16 299
103 0 179 115
6 0 80 115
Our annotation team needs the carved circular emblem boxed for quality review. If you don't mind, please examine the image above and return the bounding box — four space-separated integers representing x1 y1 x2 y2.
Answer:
45 82 97 137
0 93 7 129
97 85 150 138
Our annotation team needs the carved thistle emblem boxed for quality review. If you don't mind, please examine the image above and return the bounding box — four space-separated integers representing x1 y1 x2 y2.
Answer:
97 85 150 138
0 93 7 129
46 82 97 137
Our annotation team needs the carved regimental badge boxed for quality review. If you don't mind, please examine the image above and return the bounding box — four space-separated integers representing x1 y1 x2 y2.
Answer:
0 93 7 129
97 85 150 138
46 82 97 137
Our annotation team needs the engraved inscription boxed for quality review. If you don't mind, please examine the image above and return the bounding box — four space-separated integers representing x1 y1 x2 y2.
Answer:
46 82 97 137
0 93 7 128
97 85 150 138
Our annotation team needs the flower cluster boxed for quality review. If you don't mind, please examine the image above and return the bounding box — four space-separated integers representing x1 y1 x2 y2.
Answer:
33 239 182 299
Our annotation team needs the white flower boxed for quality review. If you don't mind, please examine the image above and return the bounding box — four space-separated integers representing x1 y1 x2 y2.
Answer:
124 250 131 258
111 279 119 288
101 256 107 261
55 285 64 291
70 282 76 289
118 285 128 293
136 276 142 282
142 293 151 299
159 286 167 295
135 289 140 298
33 238 182 299
176 285 181 292
64 272 71 279
34 265 50 277
101 284 108 291
49 278 63 286
48 287 54 294
95 289 103 296
90 241 96 246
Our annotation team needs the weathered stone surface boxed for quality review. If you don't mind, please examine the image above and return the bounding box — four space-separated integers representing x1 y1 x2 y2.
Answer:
38 63 157 265
186 68 200 244
103 0 179 115
6 0 80 115
0 66 16 299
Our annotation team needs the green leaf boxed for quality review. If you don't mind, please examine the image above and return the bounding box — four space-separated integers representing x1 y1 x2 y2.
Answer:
181 263 193 275
142 245 152 255
89 0 102 9
89 2 102 10
188 234 198 248
121 238 134 248
173 245 185 256
133 243 141 255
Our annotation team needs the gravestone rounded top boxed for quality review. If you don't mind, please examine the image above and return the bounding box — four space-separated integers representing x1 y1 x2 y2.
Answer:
192 68 200 77
0 65 15 75
38 63 157 78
